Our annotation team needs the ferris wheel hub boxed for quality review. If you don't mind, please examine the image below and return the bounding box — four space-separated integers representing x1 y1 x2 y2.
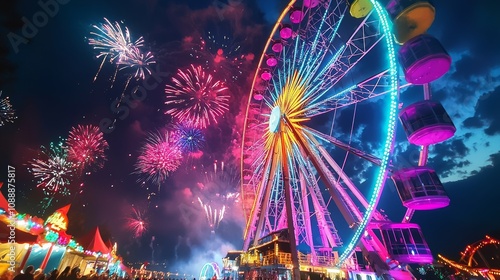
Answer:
269 106 281 133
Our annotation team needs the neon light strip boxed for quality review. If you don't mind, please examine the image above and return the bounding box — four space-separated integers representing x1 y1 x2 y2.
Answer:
337 0 398 266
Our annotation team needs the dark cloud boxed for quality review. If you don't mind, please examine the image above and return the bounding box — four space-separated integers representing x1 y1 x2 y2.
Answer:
423 0 500 119
462 85 500 135
430 1 500 80
462 115 483 129
428 139 471 178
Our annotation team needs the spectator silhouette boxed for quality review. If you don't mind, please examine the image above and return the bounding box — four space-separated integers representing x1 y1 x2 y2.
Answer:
56 267 70 280
47 269 59 280
67 268 80 280
13 265 35 280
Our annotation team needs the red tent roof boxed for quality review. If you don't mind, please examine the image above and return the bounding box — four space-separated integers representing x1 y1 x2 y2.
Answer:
105 239 113 250
0 182 13 212
56 204 71 216
79 227 110 254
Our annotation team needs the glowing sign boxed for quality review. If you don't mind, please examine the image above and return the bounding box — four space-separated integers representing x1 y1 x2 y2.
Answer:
45 205 70 232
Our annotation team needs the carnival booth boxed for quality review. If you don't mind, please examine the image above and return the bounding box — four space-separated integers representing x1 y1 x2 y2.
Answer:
0 203 87 274
106 244 131 278
72 227 110 275
0 187 85 274
1 185 128 277
57 227 130 277
0 183 38 273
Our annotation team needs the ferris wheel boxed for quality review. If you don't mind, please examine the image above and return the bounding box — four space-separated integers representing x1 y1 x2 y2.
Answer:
240 0 454 277
200 262 221 280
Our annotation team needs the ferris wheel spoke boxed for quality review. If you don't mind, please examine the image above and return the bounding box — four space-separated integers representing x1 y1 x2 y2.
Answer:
245 141 280 249
307 127 382 166
298 160 343 247
307 70 408 117
402 208 415 224
305 13 384 106
243 143 273 246
270 170 286 230
292 158 314 246
283 117 362 225
295 10 346 81
306 133 388 222
298 171 316 256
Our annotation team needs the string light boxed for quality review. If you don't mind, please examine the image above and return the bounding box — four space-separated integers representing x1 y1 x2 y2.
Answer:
337 0 398 266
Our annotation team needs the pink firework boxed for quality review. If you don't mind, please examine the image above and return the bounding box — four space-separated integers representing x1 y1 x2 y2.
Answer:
164 65 230 129
66 125 109 171
135 131 183 185
125 207 148 237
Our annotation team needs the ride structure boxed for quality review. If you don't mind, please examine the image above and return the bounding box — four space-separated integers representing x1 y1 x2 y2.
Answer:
438 236 500 279
200 262 222 280
235 0 454 279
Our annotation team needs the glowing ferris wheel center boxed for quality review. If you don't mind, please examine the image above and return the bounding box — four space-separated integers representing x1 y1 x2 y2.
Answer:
269 106 281 133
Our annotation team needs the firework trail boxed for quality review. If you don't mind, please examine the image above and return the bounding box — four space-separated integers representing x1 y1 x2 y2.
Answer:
66 125 109 172
134 131 183 191
89 18 138 83
201 161 240 202
195 161 240 231
198 197 225 232
150 235 155 263
0 91 16 126
126 206 148 237
88 18 155 129
165 64 230 129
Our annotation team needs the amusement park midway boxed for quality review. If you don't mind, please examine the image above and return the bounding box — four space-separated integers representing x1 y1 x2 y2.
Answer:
1 0 500 279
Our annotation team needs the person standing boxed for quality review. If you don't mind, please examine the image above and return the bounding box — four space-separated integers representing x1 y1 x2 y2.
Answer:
13 266 35 280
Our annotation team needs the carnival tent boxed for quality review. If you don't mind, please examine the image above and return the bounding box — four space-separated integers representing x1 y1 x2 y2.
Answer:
79 227 110 255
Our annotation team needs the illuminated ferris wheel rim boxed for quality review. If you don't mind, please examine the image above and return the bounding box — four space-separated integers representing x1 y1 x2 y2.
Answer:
199 262 220 280
240 0 399 266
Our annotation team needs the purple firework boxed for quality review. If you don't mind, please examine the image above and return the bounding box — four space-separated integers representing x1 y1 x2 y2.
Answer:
134 131 183 187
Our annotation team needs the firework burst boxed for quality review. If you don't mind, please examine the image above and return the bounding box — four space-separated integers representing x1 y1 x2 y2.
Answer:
29 141 75 196
165 65 230 129
117 46 156 80
134 131 183 186
0 91 16 126
174 122 205 153
66 125 109 172
125 207 148 237
88 18 144 63
88 17 150 85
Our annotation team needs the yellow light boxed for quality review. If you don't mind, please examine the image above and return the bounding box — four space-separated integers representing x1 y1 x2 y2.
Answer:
264 70 309 160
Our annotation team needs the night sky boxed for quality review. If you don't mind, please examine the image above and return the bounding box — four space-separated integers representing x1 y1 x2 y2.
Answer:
1 0 500 275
